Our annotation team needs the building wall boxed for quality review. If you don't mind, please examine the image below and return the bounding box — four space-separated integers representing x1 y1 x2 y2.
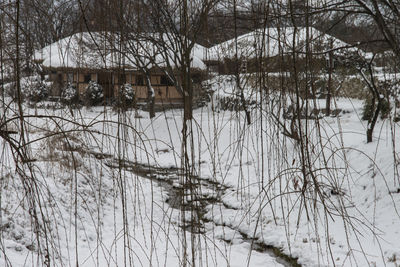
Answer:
78 83 86 96
50 69 185 104
134 86 147 99
126 85 182 103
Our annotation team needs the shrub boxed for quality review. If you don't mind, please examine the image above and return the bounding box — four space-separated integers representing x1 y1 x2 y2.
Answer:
23 78 49 103
84 81 103 106
4 82 16 98
362 96 391 121
218 96 256 111
121 83 135 103
116 83 135 109
380 98 391 119
340 77 368 99
61 83 79 104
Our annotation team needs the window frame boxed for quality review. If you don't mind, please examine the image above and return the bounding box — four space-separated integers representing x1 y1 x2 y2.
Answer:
135 75 144 86
160 75 174 86
67 72 75 83
84 74 92 83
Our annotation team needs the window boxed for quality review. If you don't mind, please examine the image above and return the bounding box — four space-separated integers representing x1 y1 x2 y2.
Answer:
191 73 203 84
84 74 91 83
119 74 126 84
160 75 174 86
135 75 144 86
67 73 74 83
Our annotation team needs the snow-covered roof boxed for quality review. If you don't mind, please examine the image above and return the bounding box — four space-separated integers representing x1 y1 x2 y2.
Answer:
34 32 207 71
207 27 352 61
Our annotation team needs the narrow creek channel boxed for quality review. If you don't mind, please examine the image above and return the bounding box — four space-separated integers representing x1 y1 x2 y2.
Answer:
102 156 301 267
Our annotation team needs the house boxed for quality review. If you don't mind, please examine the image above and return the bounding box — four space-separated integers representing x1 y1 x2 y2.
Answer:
34 32 208 106
205 27 352 74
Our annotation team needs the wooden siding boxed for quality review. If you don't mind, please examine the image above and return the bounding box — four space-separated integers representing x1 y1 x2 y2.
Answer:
78 83 86 95
50 69 189 104
135 86 183 103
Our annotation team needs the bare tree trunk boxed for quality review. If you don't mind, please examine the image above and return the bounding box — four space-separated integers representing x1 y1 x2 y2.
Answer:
326 49 333 116
181 0 192 122
366 98 381 143
366 85 383 143
360 56 383 143
15 0 25 145
0 12 4 106
233 0 251 125
145 75 155 118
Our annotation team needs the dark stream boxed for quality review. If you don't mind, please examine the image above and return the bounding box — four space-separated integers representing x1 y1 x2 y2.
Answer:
101 155 300 267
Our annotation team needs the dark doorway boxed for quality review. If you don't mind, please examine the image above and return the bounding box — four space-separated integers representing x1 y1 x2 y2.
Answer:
98 72 113 98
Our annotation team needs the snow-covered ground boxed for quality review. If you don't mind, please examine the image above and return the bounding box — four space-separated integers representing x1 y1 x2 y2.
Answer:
1 76 399 266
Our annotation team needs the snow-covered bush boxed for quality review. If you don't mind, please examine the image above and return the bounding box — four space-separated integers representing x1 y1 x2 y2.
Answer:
22 78 49 103
115 83 135 110
217 96 256 111
121 83 135 103
207 75 257 111
61 83 79 104
84 81 103 105
4 82 16 98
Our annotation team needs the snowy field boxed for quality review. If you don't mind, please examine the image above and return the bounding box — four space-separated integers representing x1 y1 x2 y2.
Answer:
1 78 400 267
